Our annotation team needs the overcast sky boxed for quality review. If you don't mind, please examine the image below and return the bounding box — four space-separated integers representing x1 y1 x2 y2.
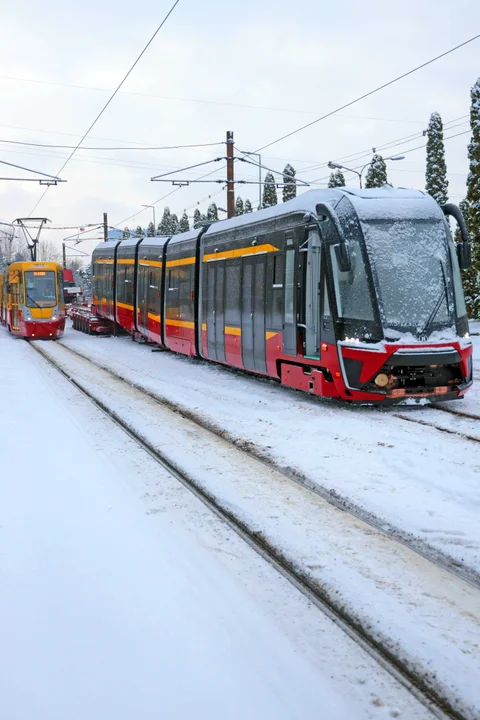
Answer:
1 0 479 260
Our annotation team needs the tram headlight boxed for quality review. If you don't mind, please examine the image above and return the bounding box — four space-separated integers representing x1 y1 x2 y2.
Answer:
374 373 390 388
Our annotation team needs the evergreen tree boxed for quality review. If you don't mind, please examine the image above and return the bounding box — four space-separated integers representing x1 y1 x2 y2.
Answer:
193 209 202 228
425 112 448 205
207 203 219 222
282 164 296 202
328 170 346 188
170 213 179 234
79 264 92 296
135 225 143 236
235 196 244 216
365 154 388 188
179 211 190 232
262 172 278 208
147 221 155 237
244 199 253 213
464 77 480 318
158 207 172 235
122 226 130 239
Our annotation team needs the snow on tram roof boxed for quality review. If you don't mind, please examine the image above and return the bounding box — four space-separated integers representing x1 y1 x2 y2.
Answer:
204 186 442 238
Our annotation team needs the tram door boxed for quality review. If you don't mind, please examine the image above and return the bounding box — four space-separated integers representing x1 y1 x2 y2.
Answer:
9 271 20 330
241 255 266 373
206 260 225 362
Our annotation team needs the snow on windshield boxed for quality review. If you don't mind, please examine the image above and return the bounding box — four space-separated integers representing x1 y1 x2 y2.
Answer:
362 218 452 334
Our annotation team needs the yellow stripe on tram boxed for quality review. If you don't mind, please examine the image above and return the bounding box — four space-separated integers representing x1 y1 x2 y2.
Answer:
117 301 134 311
203 243 279 262
166 319 195 329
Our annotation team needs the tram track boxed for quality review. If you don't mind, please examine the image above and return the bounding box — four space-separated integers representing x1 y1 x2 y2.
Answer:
392 392 480 444
29 338 480 720
43 338 480 590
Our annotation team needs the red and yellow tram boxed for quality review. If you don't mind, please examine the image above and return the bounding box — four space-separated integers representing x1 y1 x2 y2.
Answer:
0 261 66 339
90 187 473 404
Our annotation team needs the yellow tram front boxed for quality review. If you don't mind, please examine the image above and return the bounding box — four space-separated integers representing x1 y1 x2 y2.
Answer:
1 261 65 339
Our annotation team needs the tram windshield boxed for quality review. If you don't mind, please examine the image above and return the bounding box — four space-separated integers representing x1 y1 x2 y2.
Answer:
361 218 461 336
24 271 57 308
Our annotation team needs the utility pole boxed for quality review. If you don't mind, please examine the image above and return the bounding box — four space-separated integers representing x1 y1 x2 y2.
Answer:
226 131 235 218
62 242 67 270
103 212 108 242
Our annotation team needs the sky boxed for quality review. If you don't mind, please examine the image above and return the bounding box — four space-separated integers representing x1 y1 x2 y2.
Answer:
0 0 479 262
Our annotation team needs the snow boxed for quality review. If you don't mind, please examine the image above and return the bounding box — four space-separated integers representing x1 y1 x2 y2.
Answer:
60 325 480 578
39 331 480 716
0 330 433 720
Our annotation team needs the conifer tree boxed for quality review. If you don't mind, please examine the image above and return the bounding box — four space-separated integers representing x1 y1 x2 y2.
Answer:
179 211 190 232
146 221 155 237
170 213 179 234
425 112 448 205
193 209 202 228
135 225 143 236
328 170 346 188
235 196 244 215
207 203 219 222
282 164 296 202
122 226 130 239
244 199 253 213
262 172 278 208
79 264 92 296
158 207 172 235
464 77 480 317
365 154 388 188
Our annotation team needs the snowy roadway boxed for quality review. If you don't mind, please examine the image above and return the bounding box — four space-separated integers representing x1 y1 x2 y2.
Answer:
60 321 480 577
0 330 435 720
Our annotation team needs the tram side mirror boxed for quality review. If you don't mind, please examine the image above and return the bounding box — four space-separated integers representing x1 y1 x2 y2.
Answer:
334 242 352 273
457 241 472 271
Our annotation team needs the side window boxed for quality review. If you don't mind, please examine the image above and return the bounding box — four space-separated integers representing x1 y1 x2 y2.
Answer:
225 259 241 326
168 267 179 290
271 252 284 331
284 238 295 325
273 254 284 287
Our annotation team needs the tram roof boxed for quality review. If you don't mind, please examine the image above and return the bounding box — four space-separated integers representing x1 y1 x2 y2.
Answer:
204 186 442 238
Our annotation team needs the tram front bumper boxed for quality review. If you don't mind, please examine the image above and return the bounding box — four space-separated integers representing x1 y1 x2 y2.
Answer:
23 319 65 339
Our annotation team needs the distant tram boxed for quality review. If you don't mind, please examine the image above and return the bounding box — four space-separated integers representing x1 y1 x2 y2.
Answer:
88 187 473 404
0 261 66 339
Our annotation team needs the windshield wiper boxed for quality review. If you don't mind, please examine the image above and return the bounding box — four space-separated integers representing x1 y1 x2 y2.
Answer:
26 293 42 309
420 260 448 338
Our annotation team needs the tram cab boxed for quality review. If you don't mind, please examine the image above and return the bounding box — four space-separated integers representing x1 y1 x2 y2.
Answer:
0 261 65 339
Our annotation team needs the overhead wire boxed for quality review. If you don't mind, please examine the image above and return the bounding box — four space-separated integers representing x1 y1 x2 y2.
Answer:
307 128 472 185
254 33 480 152
297 115 470 176
0 73 434 122
27 0 182 217
0 139 223 151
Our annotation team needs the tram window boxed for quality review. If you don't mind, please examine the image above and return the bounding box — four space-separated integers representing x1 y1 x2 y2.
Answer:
448 240 467 319
329 244 374 321
24 271 56 308
125 265 134 306
284 245 295 324
168 268 179 290
225 259 241 326
147 268 160 316
323 283 331 318
273 254 284 287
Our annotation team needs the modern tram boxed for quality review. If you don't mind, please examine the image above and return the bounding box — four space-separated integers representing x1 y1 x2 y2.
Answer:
90 187 473 404
0 261 66 339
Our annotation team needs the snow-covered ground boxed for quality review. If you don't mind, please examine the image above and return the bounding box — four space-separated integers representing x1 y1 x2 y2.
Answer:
0 331 434 720
60 322 480 577
38 338 480 717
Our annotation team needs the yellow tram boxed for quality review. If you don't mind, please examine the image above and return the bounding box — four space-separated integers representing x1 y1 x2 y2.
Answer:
0 261 65 339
